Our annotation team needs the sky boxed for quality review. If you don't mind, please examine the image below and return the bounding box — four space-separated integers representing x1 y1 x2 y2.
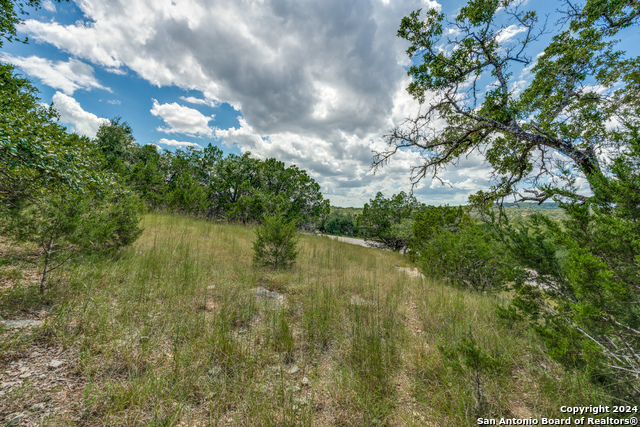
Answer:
3 0 630 207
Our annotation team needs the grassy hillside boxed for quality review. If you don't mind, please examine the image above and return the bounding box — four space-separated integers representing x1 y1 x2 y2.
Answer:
1 214 611 426
499 203 566 222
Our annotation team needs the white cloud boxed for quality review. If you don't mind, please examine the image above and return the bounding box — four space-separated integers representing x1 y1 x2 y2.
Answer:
107 99 121 105
21 0 498 206
179 96 218 108
157 138 202 149
0 54 109 95
423 0 442 11
146 143 161 150
42 0 56 12
150 99 214 137
495 24 528 43
51 92 109 137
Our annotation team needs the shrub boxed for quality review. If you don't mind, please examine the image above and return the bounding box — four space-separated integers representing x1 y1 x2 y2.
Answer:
411 206 513 292
0 189 143 292
252 213 299 269
357 191 421 251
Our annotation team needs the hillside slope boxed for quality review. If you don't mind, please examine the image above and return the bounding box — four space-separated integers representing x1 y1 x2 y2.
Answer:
1 214 611 426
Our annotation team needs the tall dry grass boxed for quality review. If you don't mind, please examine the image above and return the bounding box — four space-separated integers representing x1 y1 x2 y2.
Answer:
1 214 612 426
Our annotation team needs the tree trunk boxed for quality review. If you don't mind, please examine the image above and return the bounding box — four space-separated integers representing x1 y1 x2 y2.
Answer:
40 235 54 293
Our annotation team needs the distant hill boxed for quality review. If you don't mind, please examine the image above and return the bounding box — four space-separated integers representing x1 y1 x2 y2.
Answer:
498 202 566 221
500 202 560 209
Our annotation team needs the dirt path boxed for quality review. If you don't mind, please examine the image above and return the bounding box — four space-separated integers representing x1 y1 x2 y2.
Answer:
323 235 384 248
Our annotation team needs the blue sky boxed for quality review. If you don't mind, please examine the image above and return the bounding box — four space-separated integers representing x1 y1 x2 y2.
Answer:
3 0 637 206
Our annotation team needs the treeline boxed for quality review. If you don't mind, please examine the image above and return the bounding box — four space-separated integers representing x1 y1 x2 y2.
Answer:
321 198 565 239
95 119 329 227
1 62 328 291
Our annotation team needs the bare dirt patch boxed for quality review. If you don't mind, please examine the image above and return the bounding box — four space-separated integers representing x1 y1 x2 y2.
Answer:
0 338 84 426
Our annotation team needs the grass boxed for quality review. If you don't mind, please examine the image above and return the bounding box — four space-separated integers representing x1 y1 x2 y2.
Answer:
0 214 614 426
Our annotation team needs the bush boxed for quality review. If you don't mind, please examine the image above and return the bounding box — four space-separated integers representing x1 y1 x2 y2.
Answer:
252 214 299 269
414 222 512 292
0 189 143 292
320 211 356 236
411 206 513 292
357 191 421 251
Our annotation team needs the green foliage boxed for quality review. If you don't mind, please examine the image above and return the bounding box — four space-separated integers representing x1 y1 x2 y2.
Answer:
357 191 421 251
320 210 356 236
501 139 640 398
252 213 299 269
0 1 67 48
377 0 640 400
412 206 512 292
91 120 328 226
0 185 142 291
94 117 138 174
377 0 640 204
1 45 142 293
209 153 329 227
0 64 109 202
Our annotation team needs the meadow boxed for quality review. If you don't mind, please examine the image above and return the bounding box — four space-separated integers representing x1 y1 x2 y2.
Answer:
1 214 612 426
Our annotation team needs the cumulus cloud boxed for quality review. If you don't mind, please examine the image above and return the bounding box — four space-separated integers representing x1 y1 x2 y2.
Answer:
52 92 109 137
0 54 110 95
42 0 56 12
158 138 202 149
179 96 218 108
423 0 442 11
150 99 214 137
21 0 496 206
495 24 528 43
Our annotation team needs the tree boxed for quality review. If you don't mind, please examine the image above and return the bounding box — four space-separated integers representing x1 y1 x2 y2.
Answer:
1 188 142 292
0 64 108 203
320 211 356 236
252 213 299 270
501 143 640 397
411 206 512 292
374 0 640 204
0 1 68 48
208 153 329 227
94 117 138 174
357 191 421 251
128 144 168 209
1 2 142 292
377 0 640 397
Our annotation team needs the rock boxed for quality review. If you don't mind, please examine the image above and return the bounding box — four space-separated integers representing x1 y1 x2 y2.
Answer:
48 360 64 369
207 285 216 290
350 296 368 306
293 397 309 410
286 365 300 375
254 287 285 307
1 319 43 329
395 266 425 279
301 376 310 387
289 385 301 393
